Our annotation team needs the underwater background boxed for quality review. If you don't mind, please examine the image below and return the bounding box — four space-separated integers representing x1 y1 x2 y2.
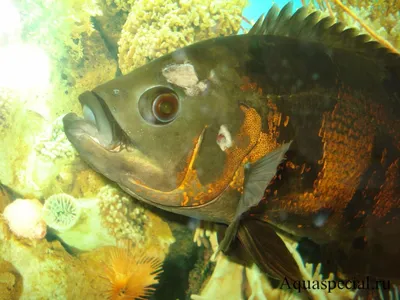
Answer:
0 0 399 299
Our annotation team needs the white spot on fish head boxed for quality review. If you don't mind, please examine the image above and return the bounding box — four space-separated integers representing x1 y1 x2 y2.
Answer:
216 125 232 151
162 63 211 97
113 89 120 96
162 63 199 88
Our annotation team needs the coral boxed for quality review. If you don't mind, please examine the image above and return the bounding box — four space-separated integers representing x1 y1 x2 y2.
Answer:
191 228 357 299
15 0 102 66
282 237 356 300
0 184 13 214
52 197 117 252
98 185 148 244
102 246 163 300
34 116 77 161
118 0 248 74
42 193 81 232
0 259 22 300
0 90 13 131
307 0 399 52
0 217 108 299
190 254 246 300
3 199 46 240
12 0 117 123
0 88 47 194
70 168 110 198
193 221 219 256
104 0 135 13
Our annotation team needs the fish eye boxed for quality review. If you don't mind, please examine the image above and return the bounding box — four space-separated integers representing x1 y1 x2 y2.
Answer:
152 93 179 123
138 86 180 125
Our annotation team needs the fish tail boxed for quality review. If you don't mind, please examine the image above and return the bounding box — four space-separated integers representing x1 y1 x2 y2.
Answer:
236 217 303 283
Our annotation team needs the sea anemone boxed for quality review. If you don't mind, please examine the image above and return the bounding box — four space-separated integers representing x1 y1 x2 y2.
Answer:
2 198 46 239
103 246 163 300
42 193 80 231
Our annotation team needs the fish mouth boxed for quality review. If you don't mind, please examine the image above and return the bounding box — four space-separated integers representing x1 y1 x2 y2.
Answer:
63 91 128 153
63 91 166 189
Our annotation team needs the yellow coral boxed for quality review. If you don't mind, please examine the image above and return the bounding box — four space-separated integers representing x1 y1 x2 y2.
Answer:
16 0 101 62
97 185 148 244
118 0 248 74
104 0 135 12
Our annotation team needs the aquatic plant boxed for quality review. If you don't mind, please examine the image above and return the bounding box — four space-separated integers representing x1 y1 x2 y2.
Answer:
304 0 399 52
118 0 248 74
2 199 46 240
98 185 148 244
103 246 163 300
42 193 81 232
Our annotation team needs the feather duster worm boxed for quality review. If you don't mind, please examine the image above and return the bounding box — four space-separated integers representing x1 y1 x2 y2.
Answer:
103 246 163 300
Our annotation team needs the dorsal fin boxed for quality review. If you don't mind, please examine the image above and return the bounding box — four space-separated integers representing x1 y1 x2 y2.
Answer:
248 2 399 61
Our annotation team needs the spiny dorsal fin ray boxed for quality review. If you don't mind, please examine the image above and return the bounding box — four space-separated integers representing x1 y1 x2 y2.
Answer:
248 2 399 60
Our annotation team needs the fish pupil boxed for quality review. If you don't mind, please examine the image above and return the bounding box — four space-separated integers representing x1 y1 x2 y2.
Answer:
153 93 179 122
159 101 173 114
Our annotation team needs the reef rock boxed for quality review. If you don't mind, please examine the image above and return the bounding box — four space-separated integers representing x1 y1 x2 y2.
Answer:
0 218 101 299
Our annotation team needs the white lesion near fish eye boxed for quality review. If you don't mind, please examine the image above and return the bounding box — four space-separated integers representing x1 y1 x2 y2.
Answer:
216 125 232 151
162 63 208 96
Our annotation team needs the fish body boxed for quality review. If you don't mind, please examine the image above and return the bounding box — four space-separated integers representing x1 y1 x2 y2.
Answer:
63 4 400 282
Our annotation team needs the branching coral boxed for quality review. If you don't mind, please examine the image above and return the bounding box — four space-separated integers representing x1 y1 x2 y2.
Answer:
42 193 81 232
15 0 102 64
34 116 77 161
13 0 117 122
103 0 135 13
305 0 399 52
118 0 248 74
98 185 148 244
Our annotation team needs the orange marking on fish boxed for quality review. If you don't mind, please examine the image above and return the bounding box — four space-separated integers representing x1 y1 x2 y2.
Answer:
380 148 388 166
284 116 290 127
300 164 306 174
278 95 375 217
129 106 263 208
372 158 400 218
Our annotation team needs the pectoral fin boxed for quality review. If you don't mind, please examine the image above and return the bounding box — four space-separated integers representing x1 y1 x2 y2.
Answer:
236 141 292 218
218 142 292 253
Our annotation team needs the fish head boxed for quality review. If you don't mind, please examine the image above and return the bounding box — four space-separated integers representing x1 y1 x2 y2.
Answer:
63 46 261 210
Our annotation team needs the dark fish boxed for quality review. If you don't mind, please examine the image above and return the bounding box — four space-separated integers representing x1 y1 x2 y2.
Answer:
63 3 400 284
